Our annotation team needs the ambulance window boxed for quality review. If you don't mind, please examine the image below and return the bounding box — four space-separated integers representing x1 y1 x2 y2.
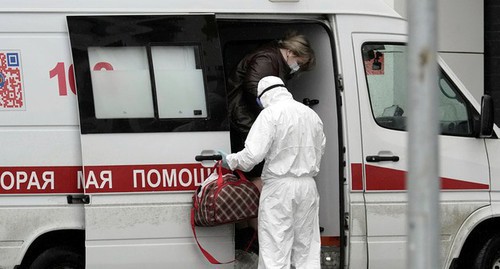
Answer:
437 73 471 135
151 46 207 118
362 43 473 136
67 15 227 134
88 47 155 119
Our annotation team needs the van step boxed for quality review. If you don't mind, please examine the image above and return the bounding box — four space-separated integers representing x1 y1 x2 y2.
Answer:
235 246 340 269
321 246 341 269
235 250 258 269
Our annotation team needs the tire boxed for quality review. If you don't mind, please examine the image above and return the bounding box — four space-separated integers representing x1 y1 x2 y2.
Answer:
472 234 500 269
29 246 84 269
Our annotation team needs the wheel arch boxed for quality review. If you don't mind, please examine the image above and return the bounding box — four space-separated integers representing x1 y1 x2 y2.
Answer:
18 229 85 269
445 204 500 269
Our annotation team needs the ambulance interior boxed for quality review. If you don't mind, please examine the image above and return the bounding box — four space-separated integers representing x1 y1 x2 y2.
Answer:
217 19 342 249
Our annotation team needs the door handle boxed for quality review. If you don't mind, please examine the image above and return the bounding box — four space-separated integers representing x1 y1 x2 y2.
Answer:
302 98 319 107
195 154 222 161
67 195 90 204
366 155 400 162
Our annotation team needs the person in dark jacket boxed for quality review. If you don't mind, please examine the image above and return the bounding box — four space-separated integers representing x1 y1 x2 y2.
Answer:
226 31 315 252
227 31 315 182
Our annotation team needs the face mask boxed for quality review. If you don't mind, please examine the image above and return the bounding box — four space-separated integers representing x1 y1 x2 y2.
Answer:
289 61 300 74
256 97 264 108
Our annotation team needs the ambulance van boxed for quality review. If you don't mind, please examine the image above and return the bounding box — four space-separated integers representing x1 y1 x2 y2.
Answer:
0 0 498 268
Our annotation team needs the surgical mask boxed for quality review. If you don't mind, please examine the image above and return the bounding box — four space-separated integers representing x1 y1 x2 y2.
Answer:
256 97 264 108
289 61 300 74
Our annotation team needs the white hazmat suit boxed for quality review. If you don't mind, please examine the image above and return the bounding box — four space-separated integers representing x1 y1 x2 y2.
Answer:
226 76 326 269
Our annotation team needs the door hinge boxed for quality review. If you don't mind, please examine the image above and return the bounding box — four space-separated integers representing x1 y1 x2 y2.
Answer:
67 195 90 204
344 212 349 230
337 74 344 92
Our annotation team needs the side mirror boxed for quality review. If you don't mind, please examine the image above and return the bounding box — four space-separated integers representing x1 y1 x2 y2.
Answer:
477 95 494 138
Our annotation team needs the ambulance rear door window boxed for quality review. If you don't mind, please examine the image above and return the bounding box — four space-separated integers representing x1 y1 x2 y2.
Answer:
151 45 207 119
67 15 227 134
88 46 154 119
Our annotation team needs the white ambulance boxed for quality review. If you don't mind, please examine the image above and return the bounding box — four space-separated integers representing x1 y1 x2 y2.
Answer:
0 0 497 268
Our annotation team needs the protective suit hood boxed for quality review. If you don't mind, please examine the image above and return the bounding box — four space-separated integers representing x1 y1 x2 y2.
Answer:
257 76 293 108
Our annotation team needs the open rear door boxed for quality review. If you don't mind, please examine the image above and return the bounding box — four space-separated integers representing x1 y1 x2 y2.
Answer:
67 15 232 268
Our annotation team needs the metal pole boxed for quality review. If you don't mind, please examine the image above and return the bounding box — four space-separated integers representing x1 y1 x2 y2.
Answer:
407 0 441 268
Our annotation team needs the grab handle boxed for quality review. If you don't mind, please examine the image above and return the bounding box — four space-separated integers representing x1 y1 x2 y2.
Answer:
366 155 400 162
195 154 222 162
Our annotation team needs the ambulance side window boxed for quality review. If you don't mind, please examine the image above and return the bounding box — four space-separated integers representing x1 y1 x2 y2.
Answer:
89 46 207 119
362 43 474 136
67 15 227 134
89 47 155 119
151 46 206 119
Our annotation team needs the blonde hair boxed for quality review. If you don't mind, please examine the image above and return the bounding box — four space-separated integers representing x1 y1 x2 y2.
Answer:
278 31 316 71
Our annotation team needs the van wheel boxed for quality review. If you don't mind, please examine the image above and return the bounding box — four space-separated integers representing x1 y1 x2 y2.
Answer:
29 247 84 269
472 234 500 269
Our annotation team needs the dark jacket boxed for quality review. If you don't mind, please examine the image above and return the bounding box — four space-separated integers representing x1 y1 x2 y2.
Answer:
227 41 292 146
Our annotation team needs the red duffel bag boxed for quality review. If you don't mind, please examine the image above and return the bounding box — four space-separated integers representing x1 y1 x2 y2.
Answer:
192 160 260 227
190 161 260 264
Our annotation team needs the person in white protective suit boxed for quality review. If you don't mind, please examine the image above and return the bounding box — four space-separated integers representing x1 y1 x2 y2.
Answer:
220 76 326 269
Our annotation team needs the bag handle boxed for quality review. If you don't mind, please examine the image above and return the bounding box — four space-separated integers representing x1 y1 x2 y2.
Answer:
190 207 235 264
215 160 249 187
235 170 247 181
216 160 224 188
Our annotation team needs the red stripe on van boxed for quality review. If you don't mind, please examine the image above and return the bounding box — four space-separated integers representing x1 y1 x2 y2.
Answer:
351 163 363 191
364 164 489 191
84 163 214 193
365 164 406 190
440 178 489 190
0 164 216 194
0 166 82 194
